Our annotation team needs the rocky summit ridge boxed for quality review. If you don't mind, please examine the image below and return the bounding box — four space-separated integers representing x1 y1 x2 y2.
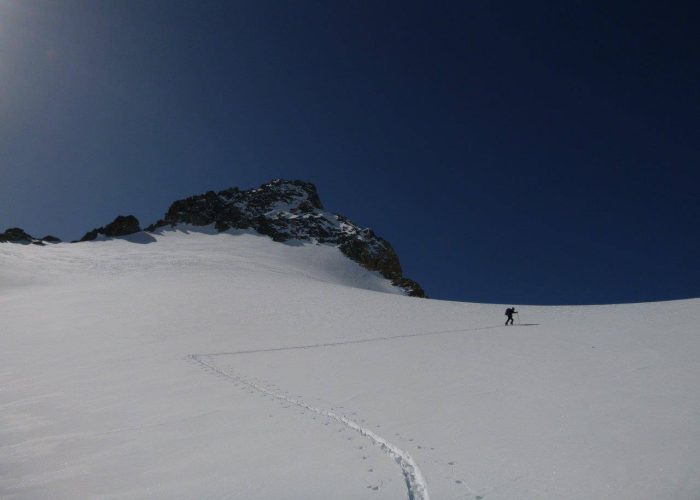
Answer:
1 180 425 297
0 227 60 245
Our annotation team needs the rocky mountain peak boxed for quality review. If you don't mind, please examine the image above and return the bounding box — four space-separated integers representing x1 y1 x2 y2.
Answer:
147 179 426 297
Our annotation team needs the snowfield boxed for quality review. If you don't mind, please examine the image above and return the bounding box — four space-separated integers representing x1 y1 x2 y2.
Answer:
1 228 698 499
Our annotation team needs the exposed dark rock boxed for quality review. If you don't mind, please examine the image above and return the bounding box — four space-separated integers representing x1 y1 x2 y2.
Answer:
104 215 140 237
80 215 141 242
147 179 426 297
391 278 426 298
0 228 62 245
338 238 401 280
145 219 167 232
80 229 100 242
0 227 35 243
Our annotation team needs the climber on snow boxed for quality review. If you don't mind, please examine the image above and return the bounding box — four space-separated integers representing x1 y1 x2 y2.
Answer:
505 307 517 326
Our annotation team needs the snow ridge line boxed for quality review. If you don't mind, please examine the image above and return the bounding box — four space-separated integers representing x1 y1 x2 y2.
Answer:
188 353 430 500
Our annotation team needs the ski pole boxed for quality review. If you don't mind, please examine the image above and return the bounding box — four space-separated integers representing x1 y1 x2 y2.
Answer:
515 312 520 325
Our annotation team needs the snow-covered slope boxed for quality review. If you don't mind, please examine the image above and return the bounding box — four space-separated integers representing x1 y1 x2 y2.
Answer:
1 229 698 499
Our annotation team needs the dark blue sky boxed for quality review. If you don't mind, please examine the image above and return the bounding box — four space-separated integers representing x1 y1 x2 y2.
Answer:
1 1 698 304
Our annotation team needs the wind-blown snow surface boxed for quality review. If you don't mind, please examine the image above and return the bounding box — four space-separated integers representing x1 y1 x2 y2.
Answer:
1 228 698 499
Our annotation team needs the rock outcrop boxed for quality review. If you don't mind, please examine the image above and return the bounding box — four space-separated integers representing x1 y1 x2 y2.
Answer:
80 215 141 242
147 179 426 297
0 227 60 245
0 227 35 243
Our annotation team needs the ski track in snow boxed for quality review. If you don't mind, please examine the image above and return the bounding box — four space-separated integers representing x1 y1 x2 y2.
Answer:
202 324 503 358
189 352 431 500
188 325 501 500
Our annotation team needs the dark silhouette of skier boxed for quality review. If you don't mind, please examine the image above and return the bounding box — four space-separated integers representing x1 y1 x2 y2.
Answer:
505 307 517 326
